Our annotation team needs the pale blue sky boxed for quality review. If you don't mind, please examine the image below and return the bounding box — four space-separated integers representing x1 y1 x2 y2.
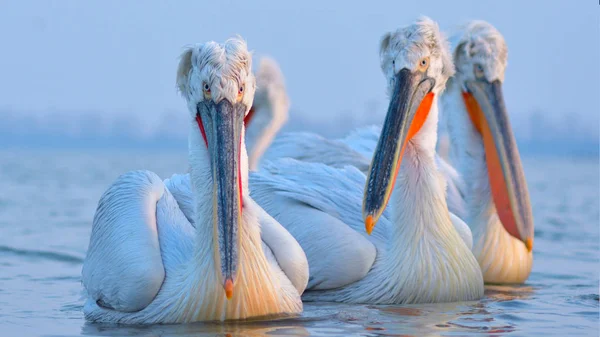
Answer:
0 1 598 137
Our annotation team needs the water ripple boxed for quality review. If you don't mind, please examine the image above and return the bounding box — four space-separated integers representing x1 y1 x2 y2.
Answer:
0 245 84 264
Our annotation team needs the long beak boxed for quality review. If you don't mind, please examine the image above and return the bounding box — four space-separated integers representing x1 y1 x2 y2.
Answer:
197 99 245 299
463 80 534 252
363 69 435 234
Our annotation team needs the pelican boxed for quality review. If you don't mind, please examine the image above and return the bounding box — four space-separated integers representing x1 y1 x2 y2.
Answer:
442 21 534 283
81 38 308 324
251 17 484 303
245 57 290 171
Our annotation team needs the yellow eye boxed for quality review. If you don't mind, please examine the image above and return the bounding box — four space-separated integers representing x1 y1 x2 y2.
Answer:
237 84 245 102
417 57 430 72
474 64 485 79
203 82 211 100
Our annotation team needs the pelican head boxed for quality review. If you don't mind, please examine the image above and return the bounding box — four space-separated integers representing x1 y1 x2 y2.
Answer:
176 38 256 299
452 21 533 251
364 17 454 231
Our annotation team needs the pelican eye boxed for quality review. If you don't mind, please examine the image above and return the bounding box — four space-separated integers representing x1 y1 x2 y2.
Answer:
237 84 245 101
202 83 211 99
474 64 485 79
417 57 430 72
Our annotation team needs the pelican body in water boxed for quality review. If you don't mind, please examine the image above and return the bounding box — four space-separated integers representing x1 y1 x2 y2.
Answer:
442 21 534 284
81 38 308 324
245 57 290 171
251 18 484 304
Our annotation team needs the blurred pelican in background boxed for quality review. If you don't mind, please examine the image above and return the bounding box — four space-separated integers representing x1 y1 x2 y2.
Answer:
442 21 534 284
81 38 307 324
250 17 483 304
245 57 290 171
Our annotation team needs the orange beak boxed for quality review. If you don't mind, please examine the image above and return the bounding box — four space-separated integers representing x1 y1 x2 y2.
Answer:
224 278 234 300
463 80 534 252
363 68 435 234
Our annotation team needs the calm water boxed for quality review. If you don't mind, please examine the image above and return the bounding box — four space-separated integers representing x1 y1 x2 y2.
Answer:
0 149 598 337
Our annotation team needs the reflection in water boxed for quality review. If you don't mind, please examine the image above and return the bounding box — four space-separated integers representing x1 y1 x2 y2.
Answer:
363 289 535 337
484 285 536 302
78 298 527 337
81 318 311 337
374 301 516 336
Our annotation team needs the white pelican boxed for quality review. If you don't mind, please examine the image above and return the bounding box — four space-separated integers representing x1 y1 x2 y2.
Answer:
442 21 534 283
251 17 484 304
245 57 290 171
81 38 308 324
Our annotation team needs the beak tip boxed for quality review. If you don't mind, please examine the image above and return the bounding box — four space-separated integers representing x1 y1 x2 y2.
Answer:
224 279 234 300
365 215 375 235
525 237 533 252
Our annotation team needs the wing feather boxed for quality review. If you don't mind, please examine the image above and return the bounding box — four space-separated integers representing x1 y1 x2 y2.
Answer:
164 173 196 226
250 159 387 290
83 170 167 312
263 132 371 172
247 198 309 294
435 155 466 219
449 212 473 250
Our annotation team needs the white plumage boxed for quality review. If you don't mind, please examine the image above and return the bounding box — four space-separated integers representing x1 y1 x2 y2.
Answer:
81 38 307 324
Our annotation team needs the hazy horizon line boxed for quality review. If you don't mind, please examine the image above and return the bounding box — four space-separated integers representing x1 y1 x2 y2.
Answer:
1 107 598 157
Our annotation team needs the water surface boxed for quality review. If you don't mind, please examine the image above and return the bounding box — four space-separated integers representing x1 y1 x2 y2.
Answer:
0 149 597 336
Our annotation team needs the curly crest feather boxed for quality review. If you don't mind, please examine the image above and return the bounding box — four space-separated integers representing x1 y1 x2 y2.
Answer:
450 20 508 82
379 16 454 94
176 37 256 113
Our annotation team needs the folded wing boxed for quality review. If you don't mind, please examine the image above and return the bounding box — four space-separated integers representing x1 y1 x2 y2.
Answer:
250 159 384 290
82 171 167 312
